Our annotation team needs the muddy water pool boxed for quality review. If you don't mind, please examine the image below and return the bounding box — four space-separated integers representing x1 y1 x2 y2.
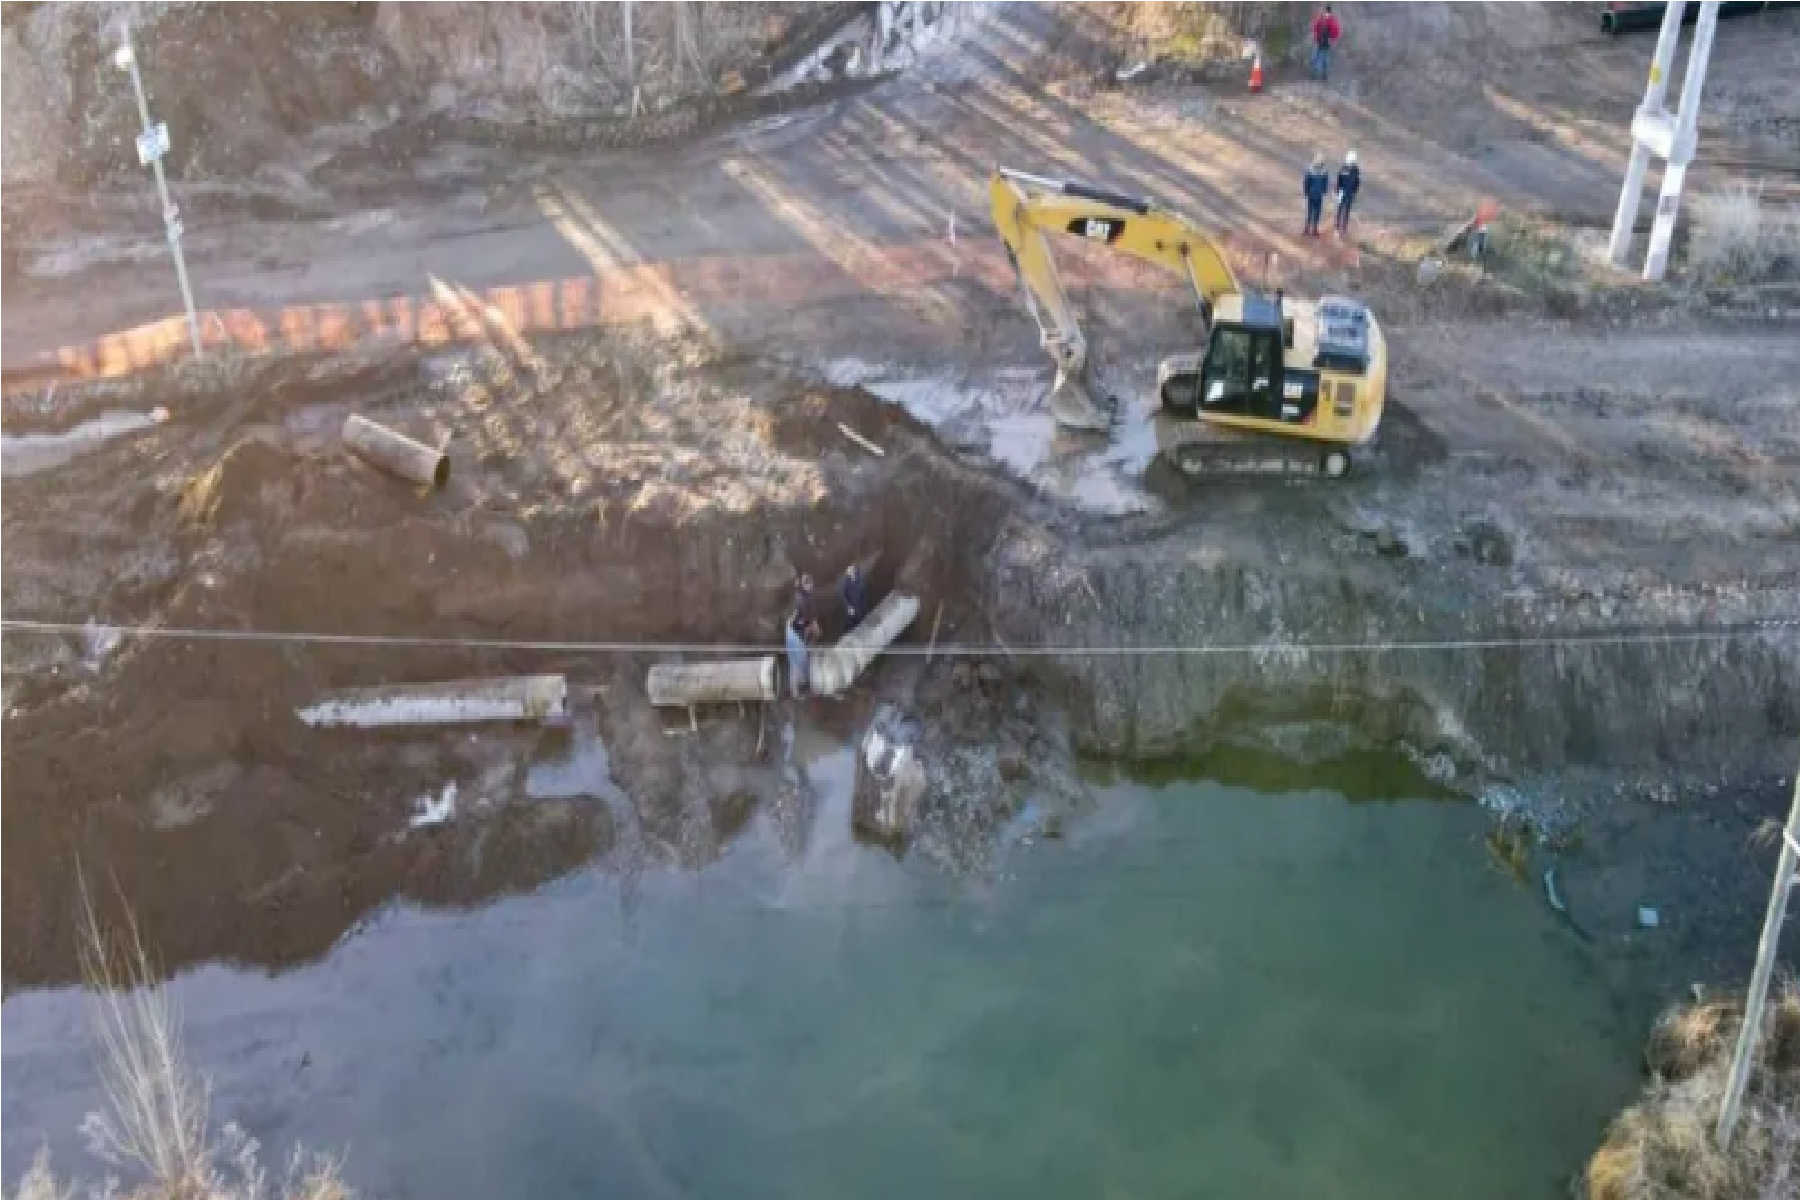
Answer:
3 734 1640 1198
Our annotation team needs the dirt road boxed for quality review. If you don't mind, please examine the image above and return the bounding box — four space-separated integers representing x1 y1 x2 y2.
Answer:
3 2 1798 995
7 4 1797 376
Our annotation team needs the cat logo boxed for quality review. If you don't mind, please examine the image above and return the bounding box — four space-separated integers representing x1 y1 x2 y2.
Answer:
1067 216 1124 243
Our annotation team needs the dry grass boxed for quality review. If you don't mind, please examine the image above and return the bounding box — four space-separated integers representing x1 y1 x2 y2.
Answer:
1688 185 1800 284
1586 984 1800 1200
9 885 349 1200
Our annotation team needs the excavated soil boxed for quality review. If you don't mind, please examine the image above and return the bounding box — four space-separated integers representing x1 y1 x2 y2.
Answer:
4 316 1797 993
0 331 1056 987
5 1 1800 1001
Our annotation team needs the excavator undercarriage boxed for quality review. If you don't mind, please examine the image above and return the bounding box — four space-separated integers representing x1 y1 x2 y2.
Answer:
990 167 1388 479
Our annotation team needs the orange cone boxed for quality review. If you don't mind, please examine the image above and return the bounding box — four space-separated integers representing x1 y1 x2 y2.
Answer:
1248 52 1264 92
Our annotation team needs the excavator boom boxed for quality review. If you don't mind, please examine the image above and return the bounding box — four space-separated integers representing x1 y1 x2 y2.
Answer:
988 168 1239 430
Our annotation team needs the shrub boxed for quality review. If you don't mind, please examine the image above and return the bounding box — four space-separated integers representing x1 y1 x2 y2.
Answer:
1688 185 1800 283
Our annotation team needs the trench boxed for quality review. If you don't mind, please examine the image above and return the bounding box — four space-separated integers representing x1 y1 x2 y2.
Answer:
2 333 1796 1193
2 335 1795 990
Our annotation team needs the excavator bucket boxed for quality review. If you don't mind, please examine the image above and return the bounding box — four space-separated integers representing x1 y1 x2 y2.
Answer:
1048 365 1115 432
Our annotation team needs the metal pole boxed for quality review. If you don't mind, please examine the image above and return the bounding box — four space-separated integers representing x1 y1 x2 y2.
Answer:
119 32 202 359
1644 0 1721 282
621 0 637 115
1716 754 1800 1148
1608 0 1686 266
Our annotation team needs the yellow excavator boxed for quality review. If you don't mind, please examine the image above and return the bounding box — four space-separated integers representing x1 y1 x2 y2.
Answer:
989 167 1388 478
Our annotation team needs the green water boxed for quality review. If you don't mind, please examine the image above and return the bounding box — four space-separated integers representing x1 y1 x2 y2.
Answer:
2 750 1641 1199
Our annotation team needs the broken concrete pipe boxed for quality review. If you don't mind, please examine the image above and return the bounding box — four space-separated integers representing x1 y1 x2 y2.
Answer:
854 725 927 842
646 657 779 707
810 593 922 697
297 675 569 728
342 414 449 490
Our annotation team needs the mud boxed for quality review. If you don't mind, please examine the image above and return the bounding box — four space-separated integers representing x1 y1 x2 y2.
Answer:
4 310 1797 994
0 330 1058 987
5 0 1800 1013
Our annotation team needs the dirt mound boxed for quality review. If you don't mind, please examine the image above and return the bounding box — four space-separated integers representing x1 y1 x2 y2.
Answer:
0 2 850 193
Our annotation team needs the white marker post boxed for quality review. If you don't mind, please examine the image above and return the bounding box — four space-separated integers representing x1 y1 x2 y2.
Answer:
1643 1 1720 282
1606 0 1721 282
116 32 203 358
1716 761 1800 1149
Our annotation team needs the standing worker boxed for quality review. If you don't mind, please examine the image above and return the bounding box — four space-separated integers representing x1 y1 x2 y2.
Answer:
785 604 811 699
1310 5 1342 82
840 563 868 632
1302 155 1330 238
792 573 821 639
787 572 821 699
1334 150 1361 236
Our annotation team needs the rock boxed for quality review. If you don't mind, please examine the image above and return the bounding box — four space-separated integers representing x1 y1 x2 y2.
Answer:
1415 257 1445 286
952 661 973 689
976 662 1003 686
1545 282 1591 318
1375 529 1408 558
1637 906 1661 929
1465 521 1514 567
853 719 927 844
998 751 1028 782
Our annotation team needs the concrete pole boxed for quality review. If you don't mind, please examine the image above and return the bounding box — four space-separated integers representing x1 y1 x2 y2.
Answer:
871 0 892 74
1716 758 1800 1149
1608 1 1687 267
120 33 203 358
1644 0 1720 282
621 0 637 114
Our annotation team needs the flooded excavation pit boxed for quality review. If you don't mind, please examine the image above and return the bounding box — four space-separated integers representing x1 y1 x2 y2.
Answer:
3 760 1643 1200
3 331 1795 1198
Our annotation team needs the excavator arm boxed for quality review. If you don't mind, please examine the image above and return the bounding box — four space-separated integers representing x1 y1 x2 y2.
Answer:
988 167 1240 430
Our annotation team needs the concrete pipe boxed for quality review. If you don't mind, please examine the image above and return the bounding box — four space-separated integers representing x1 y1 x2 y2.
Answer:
809 593 921 697
342 414 449 489
647 656 779 708
297 675 568 728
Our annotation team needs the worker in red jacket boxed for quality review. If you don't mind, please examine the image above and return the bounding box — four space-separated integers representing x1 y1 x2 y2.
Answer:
1310 6 1342 81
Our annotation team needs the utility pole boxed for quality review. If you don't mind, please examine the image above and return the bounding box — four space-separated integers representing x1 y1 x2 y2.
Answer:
1606 0 1721 282
621 1 639 118
1716 754 1800 1149
114 30 202 359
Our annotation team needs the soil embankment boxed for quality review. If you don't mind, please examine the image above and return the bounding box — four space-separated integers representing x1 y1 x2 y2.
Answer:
4 322 1796 992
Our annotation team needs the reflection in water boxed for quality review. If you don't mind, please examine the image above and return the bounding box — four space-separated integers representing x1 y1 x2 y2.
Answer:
525 722 628 804
3 762 1638 1200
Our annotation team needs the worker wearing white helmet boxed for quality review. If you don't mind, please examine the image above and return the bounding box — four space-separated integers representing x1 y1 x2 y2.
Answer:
1335 150 1362 236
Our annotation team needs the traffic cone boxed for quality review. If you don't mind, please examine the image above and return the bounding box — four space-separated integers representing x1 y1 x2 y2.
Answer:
1248 52 1264 92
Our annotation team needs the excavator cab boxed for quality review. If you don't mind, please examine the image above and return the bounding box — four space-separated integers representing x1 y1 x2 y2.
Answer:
1190 293 1295 424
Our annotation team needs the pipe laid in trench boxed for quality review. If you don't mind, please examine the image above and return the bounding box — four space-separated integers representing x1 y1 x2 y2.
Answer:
342 414 449 490
298 675 568 728
646 657 779 707
809 593 921 697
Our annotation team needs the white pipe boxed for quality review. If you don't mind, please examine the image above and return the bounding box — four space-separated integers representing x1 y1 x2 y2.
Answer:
1644 0 1721 282
343 415 449 489
809 593 921 697
1608 0 1688 266
646 657 778 707
298 675 568 728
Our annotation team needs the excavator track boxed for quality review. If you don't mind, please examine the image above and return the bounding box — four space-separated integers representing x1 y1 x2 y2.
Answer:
1153 412 1355 479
